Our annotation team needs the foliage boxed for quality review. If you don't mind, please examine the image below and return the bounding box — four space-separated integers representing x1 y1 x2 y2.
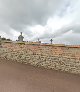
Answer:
1 37 6 40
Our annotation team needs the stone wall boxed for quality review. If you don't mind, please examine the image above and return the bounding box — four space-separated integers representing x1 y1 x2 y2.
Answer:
0 43 80 74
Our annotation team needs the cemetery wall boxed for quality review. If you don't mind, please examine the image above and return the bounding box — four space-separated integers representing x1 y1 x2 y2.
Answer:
0 43 80 74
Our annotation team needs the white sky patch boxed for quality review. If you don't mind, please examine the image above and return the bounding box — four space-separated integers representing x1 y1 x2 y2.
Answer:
53 30 73 44
0 31 7 38
0 31 12 40
10 29 20 41
30 25 45 36
46 15 72 32
28 25 45 41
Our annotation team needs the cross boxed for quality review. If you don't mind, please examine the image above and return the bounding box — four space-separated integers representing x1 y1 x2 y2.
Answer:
50 39 53 44
21 32 22 36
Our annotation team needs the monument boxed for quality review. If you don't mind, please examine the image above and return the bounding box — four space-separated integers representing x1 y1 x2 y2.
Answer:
18 32 24 42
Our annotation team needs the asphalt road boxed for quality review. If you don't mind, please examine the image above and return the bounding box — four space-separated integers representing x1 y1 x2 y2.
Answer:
0 58 80 92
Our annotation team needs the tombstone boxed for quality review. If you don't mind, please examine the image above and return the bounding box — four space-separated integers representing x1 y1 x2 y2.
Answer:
18 32 24 42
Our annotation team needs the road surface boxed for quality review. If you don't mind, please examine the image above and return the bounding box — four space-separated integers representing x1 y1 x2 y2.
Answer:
0 58 80 92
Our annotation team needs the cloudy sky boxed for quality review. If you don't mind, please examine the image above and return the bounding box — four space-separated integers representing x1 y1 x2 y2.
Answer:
0 0 80 44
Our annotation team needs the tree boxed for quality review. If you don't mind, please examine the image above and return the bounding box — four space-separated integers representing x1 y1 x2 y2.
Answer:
1 37 6 40
6 39 11 41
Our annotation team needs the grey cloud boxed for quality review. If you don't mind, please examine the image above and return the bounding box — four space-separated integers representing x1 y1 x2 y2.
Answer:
0 0 67 30
36 23 80 43
50 23 80 38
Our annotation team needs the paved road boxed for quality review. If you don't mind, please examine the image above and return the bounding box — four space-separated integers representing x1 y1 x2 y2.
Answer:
0 58 80 92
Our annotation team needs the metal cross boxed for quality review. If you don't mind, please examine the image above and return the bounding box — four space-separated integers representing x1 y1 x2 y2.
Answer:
50 39 53 44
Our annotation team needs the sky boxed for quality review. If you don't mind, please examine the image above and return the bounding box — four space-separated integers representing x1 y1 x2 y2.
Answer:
0 0 80 44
